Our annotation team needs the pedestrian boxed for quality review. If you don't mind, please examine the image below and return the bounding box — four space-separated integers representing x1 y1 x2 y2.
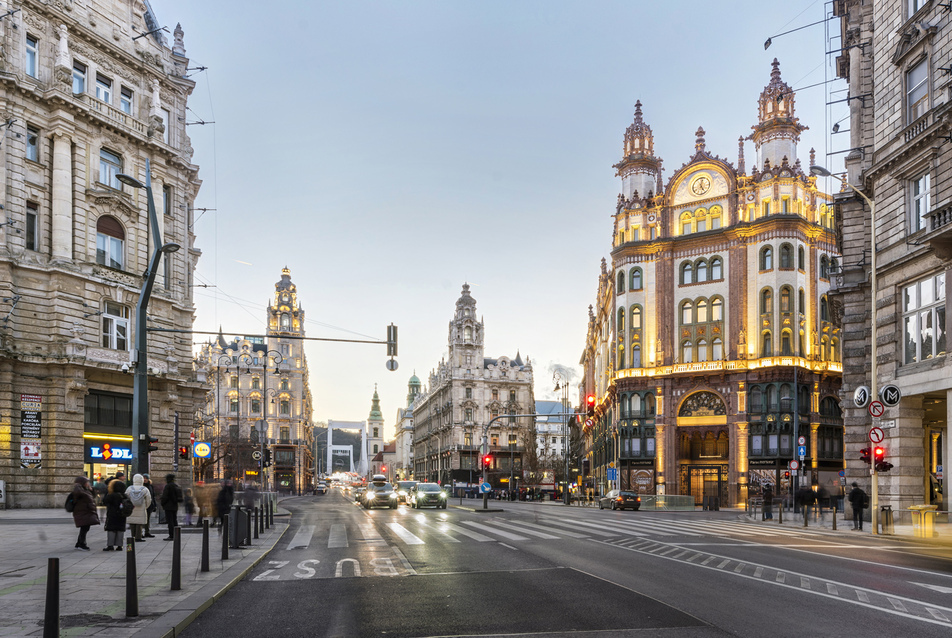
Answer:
848 482 867 531
160 473 183 540
183 488 195 526
242 483 259 510
92 478 107 506
797 486 816 520
762 484 774 520
125 474 152 542
70 476 100 551
215 479 234 533
101 478 127 551
817 485 831 519
142 474 157 537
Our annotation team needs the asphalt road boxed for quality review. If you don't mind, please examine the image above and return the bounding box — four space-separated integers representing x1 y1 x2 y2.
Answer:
180 491 952 638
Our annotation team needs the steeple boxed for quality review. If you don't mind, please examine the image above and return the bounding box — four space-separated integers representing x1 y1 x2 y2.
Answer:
750 59 807 171
369 385 383 420
407 373 422 407
448 283 484 370
614 100 663 201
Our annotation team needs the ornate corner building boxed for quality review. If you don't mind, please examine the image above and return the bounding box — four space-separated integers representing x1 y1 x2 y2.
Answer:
0 1 204 506
580 61 844 506
833 0 950 509
196 268 314 493
411 284 535 488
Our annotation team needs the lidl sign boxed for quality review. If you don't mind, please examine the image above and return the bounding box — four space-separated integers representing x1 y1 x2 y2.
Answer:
87 443 133 462
193 442 211 458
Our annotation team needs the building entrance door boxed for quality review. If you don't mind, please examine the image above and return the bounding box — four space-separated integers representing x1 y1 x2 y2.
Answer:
680 465 727 506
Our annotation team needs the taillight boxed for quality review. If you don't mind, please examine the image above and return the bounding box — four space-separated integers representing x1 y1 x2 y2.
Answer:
636 497 641 502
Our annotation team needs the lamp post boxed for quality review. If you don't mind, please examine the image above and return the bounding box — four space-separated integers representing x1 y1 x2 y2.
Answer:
118 159 180 478
259 350 283 492
553 371 571 505
810 165 879 534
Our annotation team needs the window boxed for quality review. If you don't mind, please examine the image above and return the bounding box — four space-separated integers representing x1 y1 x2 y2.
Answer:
96 215 124 269
632 345 641 368
120 87 133 114
820 296 829 321
680 212 692 235
630 268 642 291
465 387 472 399
99 149 122 189
252 377 260 390
279 399 290 415
72 62 86 94
697 339 708 362
798 246 805 270
750 387 763 412
761 288 772 314
760 246 773 270
163 185 172 216
280 313 290 330
465 408 473 421
710 206 722 229
907 58 929 122
762 332 773 357
711 297 723 321
799 289 806 315
617 270 625 292
710 257 723 280
230 376 238 389
26 126 39 162
712 338 723 360
617 308 625 333
781 330 792 355
781 198 790 214
780 244 793 269
251 397 261 413
680 301 693 325
681 340 694 363
96 75 112 103
696 212 707 233
373 427 379 437
780 286 792 313
26 202 38 251
696 299 708 323
25 36 38 78
681 261 693 285
820 256 829 279
229 397 239 413
101 302 129 350
763 200 771 217
509 390 516 402
903 273 947 364
911 173 930 232
696 259 708 282
631 306 642 329
280 378 289 391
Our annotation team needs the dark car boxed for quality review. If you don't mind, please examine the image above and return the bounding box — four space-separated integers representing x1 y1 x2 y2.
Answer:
409 483 448 509
363 481 398 509
598 490 641 511
395 480 419 504
353 486 367 503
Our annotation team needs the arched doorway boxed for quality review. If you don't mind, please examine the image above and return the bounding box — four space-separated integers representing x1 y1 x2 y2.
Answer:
676 391 728 506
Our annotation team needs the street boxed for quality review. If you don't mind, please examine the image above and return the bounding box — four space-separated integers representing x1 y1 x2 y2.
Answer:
179 491 952 637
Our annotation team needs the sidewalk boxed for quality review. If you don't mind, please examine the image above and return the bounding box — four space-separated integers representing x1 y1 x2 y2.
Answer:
0 505 289 637
740 505 952 543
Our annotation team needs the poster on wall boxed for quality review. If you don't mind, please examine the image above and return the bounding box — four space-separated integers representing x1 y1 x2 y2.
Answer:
20 394 42 469
630 469 655 494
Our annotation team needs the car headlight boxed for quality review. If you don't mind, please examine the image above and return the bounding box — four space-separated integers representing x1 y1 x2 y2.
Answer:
398 490 407 496
389 493 397 499
367 492 376 500
439 492 447 499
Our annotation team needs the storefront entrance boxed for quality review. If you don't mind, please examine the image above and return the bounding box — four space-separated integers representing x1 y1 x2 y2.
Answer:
679 465 728 506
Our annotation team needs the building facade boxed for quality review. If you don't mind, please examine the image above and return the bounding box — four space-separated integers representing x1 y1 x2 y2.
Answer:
411 284 535 489
196 268 313 493
581 61 844 506
0 1 203 506
832 0 950 510
392 374 421 480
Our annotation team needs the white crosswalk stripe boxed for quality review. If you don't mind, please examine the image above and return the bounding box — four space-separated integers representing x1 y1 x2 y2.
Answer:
387 523 424 545
328 524 348 548
460 521 530 541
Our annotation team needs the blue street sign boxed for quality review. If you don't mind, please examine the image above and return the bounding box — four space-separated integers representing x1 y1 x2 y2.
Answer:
479 482 491 493
797 445 807 457
607 468 617 481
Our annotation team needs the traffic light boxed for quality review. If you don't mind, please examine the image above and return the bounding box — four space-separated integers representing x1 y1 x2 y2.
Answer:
586 394 596 417
874 446 893 472
143 435 158 455
859 447 871 464
263 449 272 468
178 446 188 460
482 454 492 469
387 324 398 357
783 471 790 479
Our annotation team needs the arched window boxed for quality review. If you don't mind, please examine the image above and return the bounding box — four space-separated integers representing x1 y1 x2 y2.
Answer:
617 344 625 369
780 286 792 312
617 270 626 292
762 331 773 356
830 337 839 361
820 295 829 321
711 297 724 321
760 246 773 270
712 337 723 360
696 298 708 323
710 206 723 229
750 387 763 412
631 306 642 329
780 244 793 269
761 288 773 314
280 313 290 330
820 205 830 227
631 393 642 416
781 329 792 355
681 261 694 285
617 308 625 333
766 385 778 410
798 246 805 270
696 259 708 282
645 394 656 416
680 211 693 235
697 339 709 362
632 345 642 368
681 340 694 363
780 384 792 409
710 256 723 280
630 268 643 290
820 255 829 278
680 300 693 325
96 215 125 269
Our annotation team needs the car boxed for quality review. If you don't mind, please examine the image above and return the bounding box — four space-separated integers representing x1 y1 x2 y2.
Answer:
362 481 398 509
352 486 367 503
408 483 448 509
394 480 418 504
598 490 641 511
315 482 327 495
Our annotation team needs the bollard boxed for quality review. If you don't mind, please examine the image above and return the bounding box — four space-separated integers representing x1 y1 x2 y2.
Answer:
171 526 181 591
201 520 210 572
253 507 260 539
43 557 59 638
221 513 229 561
778 503 783 524
269 500 274 527
803 504 808 528
125 537 138 617
246 506 253 545
832 506 837 531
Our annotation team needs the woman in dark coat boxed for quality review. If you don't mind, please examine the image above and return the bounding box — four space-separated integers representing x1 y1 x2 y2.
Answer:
101 478 127 551
71 476 100 551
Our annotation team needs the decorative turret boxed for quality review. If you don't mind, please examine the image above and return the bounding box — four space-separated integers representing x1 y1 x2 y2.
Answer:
369 385 383 420
614 100 663 201
268 267 304 336
407 373 422 407
448 283 484 368
750 59 807 171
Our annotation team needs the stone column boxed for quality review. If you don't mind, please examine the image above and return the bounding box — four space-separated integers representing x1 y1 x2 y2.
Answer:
734 422 749 506
945 392 952 505
51 132 73 260
655 423 666 494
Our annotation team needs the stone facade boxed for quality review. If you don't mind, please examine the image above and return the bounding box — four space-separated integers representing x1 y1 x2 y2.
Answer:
392 374 421 481
0 1 204 507
580 62 844 506
411 284 535 489
833 0 950 511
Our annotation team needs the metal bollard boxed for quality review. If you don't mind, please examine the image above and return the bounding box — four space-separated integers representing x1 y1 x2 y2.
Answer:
832 506 837 531
269 500 274 527
201 520 210 572
803 505 808 527
221 513 229 561
126 537 138 617
253 507 259 539
778 504 783 524
246 506 253 545
43 557 59 638
171 526 181 591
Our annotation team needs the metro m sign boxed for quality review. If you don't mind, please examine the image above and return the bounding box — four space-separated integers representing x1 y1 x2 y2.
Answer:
879 384 901 408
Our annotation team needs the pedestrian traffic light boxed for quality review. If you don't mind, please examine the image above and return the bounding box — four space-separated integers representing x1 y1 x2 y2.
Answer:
859 447 872 464
784 471 790 479
483 454 492 469
178 446 188 460
586 394 596 417
143 435 158 455
263 449 272 468
874 446 893 472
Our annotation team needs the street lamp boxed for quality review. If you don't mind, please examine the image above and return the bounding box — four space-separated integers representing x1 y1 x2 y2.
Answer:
119 159 181 477
553 371 571 505
810 164 880 535
258 350 283 492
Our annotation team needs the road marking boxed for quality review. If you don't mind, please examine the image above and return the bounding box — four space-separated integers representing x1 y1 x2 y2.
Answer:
927 608 949 622
857 591 869 603
294 559 319 579
328 524 348 548
734 563 746 573
253 560 289 581
716 559 730 569
827 583 838 596
508 519 590 538
414 520 461 542
488 520 561 539
499 543 519 551
800 577 810 590
438 522 494 542
286 526 314 550
387 523 424 545
390 547 417 576
913 582 952 594
540 516 631 537
753 566 763 578
335 558 360 578
461 521 529 541
701 556 715 566
776 573 785 584
359 523 386 546
888 598 908 612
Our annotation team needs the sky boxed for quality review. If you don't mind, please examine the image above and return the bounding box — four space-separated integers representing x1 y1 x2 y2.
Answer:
154 0 848 440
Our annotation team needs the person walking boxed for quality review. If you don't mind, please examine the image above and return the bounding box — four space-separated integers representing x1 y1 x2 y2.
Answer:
160 474 183 540
142 474 157 538
70 477 100 551
125 474 152 542
183 488 195 526
848 482 867 531
101 478 127 551
762 484 774 520
92 478 107 506
215 479 234 533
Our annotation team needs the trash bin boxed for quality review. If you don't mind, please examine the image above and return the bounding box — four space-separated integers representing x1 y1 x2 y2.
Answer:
909 504 939 538
229 507 250 547
880 505 894 535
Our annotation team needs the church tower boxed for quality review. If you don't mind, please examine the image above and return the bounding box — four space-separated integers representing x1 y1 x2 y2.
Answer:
448 283 484 372
750 59 807 171
407 373 422 407
367 385 385 460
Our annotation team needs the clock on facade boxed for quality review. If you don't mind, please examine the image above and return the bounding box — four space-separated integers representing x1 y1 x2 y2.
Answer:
691 175 711 196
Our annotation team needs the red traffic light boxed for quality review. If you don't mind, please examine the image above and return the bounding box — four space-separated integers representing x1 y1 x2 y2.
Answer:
859 447 872 464
380 465 387 472
873 446 885 460
178 446 188 459
586 394 596 417
483 455 492 468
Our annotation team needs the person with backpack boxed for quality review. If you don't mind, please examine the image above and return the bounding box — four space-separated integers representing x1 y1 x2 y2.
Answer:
125 474 152 542
848 482 868 531
160 473 183 540
101 478 129 551
69 476 99 551
142 474 157 538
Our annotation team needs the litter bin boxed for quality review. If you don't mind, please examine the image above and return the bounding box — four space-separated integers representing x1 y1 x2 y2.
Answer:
909 504 939 538
880 505 894 535
229 506 250 547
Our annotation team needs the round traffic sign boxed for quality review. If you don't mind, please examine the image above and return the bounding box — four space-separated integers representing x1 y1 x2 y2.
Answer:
880 384 902 407
252 450 262 460
868 427 885 444
789 460 800 470
868 400 885 418
798 436 806 446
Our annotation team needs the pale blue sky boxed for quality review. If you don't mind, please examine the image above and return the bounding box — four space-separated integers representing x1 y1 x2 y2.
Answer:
157 0 846 438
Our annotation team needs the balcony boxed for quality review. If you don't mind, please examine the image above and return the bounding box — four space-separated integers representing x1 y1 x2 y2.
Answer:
924 202 952 261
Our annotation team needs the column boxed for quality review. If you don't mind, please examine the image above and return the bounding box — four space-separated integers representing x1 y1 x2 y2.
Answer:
655 424 665 494
945 392 952 505
735 422 749 506
51 131 73 260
